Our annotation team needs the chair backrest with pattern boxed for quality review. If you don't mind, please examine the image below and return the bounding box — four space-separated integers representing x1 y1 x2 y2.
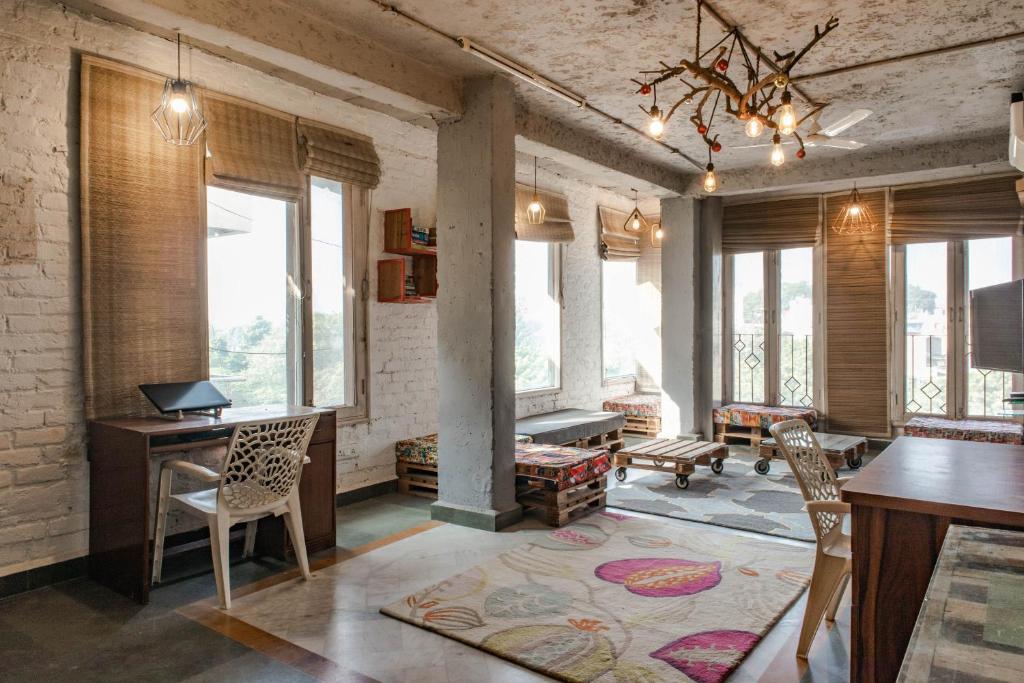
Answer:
218 416 318 512
768 419 842 542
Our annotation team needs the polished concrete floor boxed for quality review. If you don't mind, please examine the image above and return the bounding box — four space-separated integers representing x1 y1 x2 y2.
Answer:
0 464 851 682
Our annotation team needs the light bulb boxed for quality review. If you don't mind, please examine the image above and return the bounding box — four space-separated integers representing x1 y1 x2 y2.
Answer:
655 227 664 240
631 216 641 231
647 106 665 139
744 117 764 138
703 163 718 193
849 203 861 217
525 196 545 225
777 92 797 136
170 94 189 113
770 134 785 167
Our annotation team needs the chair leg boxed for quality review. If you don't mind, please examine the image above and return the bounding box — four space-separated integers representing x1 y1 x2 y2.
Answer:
151 467 173 584
283 494 311 580
243 520 258 558
208 514 233 609
797 553 848 659
825 569 851 623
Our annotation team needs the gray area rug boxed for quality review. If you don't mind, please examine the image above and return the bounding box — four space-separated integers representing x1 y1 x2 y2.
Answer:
606 453 872 542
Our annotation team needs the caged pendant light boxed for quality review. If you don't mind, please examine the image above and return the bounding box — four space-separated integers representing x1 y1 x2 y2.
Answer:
624 188 649 233
525 156 546 224
832 185 877 234
152 33 207 146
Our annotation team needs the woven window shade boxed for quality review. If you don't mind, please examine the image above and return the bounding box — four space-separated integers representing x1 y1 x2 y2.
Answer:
722 196 821 254
515 184 574 242
297 118 381 188
598 206 641 261
203 93 303 200
80 57 206 418
889 175 1023 244
824 190 890 437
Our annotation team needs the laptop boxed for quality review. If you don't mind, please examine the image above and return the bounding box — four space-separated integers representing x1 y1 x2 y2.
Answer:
139 380 232 417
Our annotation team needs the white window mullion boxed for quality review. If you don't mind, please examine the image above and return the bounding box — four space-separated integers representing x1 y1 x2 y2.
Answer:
764 250 781 406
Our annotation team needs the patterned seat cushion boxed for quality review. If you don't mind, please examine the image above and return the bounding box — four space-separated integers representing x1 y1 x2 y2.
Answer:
603 394 661 418
713 403 818 431
396 433 535 466
904 417 1024 445
514 443 611 492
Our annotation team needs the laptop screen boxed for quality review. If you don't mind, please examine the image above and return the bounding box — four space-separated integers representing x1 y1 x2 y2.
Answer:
138 381 232 414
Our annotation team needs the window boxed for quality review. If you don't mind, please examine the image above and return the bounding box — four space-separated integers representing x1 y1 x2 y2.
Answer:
726 247 818 407
602 260 638 379
206 178 368 417
895 237 1020 420
207 187 302 408
515 241 561 392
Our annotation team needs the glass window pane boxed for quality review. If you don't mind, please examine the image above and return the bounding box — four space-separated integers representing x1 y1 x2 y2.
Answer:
515 241 560 392
602 260 638 379
779 247 814 407
207 186 301 408
732 252 765 403
905 242 947 415
966 237 1018 416
311 177 354 407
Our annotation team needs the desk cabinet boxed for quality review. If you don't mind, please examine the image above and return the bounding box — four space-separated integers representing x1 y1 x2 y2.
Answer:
88 406 337 604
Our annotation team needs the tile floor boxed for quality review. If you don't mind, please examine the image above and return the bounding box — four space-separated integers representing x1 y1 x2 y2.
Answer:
0 460 851 682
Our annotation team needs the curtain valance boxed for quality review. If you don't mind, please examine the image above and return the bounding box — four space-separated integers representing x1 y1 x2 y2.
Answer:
889 175 1023 244
722 196 821 254
297 118 381 188
515 184 574 243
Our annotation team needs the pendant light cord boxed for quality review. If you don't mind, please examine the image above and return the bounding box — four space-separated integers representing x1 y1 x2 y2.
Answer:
176 33 182 80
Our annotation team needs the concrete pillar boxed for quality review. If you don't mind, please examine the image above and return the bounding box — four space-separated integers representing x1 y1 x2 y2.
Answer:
660 197 702 439
432 76 521 531
698 197 723 439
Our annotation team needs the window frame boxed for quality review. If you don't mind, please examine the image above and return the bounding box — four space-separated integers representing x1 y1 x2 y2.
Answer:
891 237 1023 424
600 258 639 383
514 241 563 396
722 247 823 408
301 178 370 423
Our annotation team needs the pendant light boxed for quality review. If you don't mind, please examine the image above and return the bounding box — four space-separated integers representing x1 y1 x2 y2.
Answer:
770 133 786 167
525 156 546 225
624 189 649 233
151 33 207 146
703 148 719 193
832 185 877 235
776 90 798 136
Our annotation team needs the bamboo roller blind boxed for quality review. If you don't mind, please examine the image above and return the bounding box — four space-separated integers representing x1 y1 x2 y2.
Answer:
80 57 206 418
824 190 890 437
722 196 821 254
515 184 574 243
889 175 1023 244
598 206 642 261
297 118 381 188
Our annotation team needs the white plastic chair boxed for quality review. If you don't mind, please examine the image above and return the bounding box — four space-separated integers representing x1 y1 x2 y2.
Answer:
151 416 318 609
768 419 852 659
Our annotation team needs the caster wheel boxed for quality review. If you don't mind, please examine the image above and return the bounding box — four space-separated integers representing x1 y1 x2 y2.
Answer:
848 456 863 470
754 459 771 475
711 458 725 475
675 475 690 490
615 467 628 482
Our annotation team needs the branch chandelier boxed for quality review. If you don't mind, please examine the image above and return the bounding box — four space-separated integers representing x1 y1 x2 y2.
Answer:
633 0 840 192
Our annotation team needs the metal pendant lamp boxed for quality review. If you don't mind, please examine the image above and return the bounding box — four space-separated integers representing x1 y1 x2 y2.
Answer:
152 33 207 146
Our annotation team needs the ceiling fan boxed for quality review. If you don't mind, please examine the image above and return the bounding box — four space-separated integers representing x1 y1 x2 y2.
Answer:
735 109 872 150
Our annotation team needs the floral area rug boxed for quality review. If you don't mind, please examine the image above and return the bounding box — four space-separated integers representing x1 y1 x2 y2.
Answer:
381 511 812 682
607 453 872 542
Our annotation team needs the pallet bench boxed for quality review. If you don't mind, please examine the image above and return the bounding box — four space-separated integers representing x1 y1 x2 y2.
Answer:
603 394 662 438
517 478 607 527
516 409 626 453
712 403 818 447
904 416 1024 445
612 438 728 490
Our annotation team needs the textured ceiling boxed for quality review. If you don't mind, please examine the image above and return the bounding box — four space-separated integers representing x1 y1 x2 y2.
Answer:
292 0 1023 175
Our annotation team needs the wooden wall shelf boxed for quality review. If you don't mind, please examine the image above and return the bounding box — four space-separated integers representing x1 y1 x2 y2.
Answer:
378 209 438 304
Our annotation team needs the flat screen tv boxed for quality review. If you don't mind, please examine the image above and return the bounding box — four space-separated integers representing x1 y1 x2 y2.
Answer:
970 279 1024 374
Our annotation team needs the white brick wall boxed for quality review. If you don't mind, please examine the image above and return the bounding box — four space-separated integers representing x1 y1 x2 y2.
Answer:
0 0 645 578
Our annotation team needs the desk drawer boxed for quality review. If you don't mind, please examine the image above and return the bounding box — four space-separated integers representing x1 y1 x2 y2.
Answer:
311 412 336 444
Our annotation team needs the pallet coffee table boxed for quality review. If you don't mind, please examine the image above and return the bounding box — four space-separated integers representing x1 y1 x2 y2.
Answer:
757 431 867 474
612 438 728 490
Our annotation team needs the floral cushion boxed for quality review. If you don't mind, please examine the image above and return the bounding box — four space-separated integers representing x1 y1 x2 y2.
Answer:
713 403 818 431
904 417 1024 445
603 394 661 418
515 443 612 492
396 433 536 466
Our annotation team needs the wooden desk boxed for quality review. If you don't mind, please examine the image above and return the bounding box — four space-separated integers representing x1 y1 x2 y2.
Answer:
88 405 336 604
841 437 1024 682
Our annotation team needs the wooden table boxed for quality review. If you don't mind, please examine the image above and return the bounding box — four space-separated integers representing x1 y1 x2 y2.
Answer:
88 405 337 604
898 525 1024 682
841 437 1024 682
758 431 867 474
612 438 728 490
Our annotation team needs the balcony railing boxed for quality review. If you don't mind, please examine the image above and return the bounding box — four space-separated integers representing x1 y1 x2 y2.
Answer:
905 334 1015 417
731 332 813 406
